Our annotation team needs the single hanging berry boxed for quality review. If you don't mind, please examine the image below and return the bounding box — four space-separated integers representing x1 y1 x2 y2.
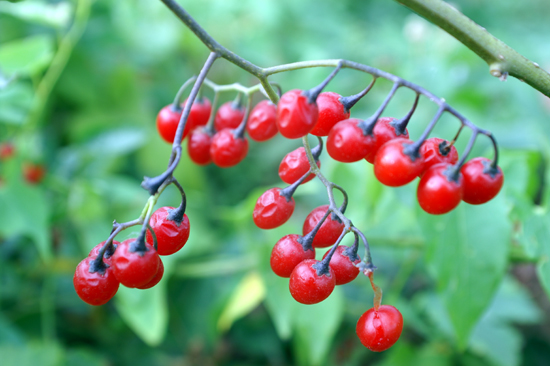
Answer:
73 257 120 306
460 157 504 204
210 128 249 168
181 96 212 131
112 237 160 288
246 100 278 141
310 92 351 136
270 234 316 278
188 127 214 165
302 205 345 248
374 138 424 187
136 258 164 289
418 137 458 175
278 147 320 185
289 259 335 304
322 245 361 285
276 89 319 139
146 206 190 256
356 305 403 352
88 240 120 266
253 187 296 229
214 100 245 131
417 163 463 214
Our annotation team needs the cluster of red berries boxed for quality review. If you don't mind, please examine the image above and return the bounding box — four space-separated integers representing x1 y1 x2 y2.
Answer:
0 141 46 185
73 206 190 306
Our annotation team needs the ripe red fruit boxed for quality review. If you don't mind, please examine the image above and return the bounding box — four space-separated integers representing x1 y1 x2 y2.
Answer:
270 234 316 278
210 129 249 168
374 138 424 187
0 142 15 160
112 238 160 288
214 101 245 131
188 127 213 165
310 92 350 136
278 147 320 185
419 137 458 174
182 96 212 131
356 305 403 352
156 105 184 143
246 100 278 141
461 157 504 204
363 117 410 164
417 163 463 214
88 240 120 265
73 257 120 306
146 206 190 256
277 89 319 139
289 259 335 304
302 205 345 248
253 187 295 229
322 246 361 285
326 119 368 162
137 258 164 289
23 163 45 184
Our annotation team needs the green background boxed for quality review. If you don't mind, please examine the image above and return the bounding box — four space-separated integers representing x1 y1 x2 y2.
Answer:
1 0 550 365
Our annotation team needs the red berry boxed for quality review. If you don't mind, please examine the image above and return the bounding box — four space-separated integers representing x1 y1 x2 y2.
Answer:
277 89 319 139
289 259 335 304
326 119 367 162
156 105 184 143
302 205 345 248
23 163 45 184
253 187 295 229
0 142 15 160
373 138 424 187
278 147 320 185
322 246 360 285
363 117 410 164
210 129 249 168
214 101 245 131
270 234 316 278
137 258 164 289
310 92 350 136
88 240 120 265
182 96 212 131
112 238 160 288
73 257 120 306
246 100 278 141
417 163 463 214
419 137 458 175
146 206 190 256
356 305 403 352
461 157 504 204
187 127 213 165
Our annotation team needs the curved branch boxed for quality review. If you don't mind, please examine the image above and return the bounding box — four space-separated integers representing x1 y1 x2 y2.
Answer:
396 0 550 97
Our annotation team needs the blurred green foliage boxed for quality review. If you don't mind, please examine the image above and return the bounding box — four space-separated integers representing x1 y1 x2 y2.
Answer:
1 0 550 365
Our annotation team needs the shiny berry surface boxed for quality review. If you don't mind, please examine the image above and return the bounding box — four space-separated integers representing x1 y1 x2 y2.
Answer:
419 137 458 174
461 157 504 204
156 105 183 143
289 259 335 304
310 92 350 136
270 234 316 278
214 101 245 131
210 129 249 168
246 100 278 141
323 246 361 285
356 305 403 352
417 163 463 215
253 187 295 229
374 138 424 187
363 117 410 164
302 205 345 248
137 258 164 289
112 238 160 288
188 127 213 165
73 257 120 306
326 119 370 162
146 206 190 256
278 147 320 185
276 89 319 139
182 96 212 131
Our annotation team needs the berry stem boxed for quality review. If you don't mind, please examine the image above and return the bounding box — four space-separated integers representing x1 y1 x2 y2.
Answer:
303 61 344 103
313 228 348 276
358 82 401 136
146 223 158 251
403 105 446 159
390 92 419 136
167 178 187 224
454 129 479 169
298 208 332 251
353 227 376 272
234 94 253 138
339 78 377 113
172 76 198 106
367 271 383 311
141 146 182 195
279 169 311 202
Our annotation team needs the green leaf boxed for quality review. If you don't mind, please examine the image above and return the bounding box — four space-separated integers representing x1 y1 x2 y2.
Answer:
293 287 344 366
0 1 73 29
422 195 511 348
114 256 176 346
536 210 550 300
0 35 54 76
217 271 266 332
0 180 52 262
1 342 64 366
